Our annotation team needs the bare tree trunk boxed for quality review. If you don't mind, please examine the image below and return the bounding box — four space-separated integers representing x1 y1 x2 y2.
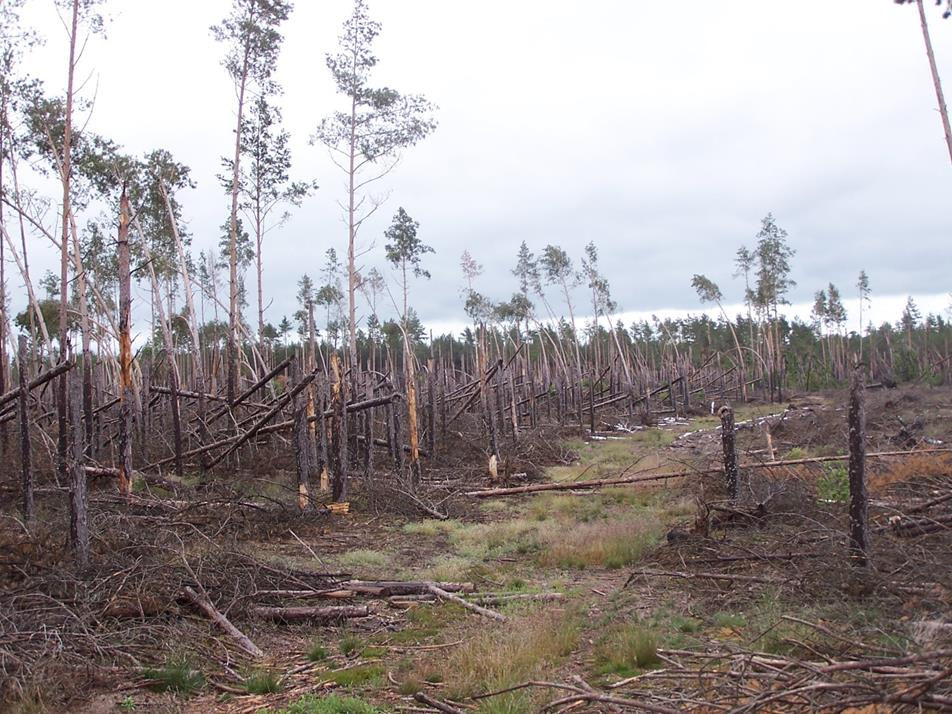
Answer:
58 0 81 486
18 335 33 524
69 372 88 566
117 190 134 496
227 41 252 409
916 0 952 165
290 360 312 512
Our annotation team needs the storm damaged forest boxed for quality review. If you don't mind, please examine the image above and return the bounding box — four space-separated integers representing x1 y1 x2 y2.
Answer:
1 1 952 713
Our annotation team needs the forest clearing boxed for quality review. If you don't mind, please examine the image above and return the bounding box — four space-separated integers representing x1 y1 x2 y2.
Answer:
2 0 952 712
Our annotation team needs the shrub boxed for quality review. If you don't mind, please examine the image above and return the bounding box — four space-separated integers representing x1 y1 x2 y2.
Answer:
817 464 849 503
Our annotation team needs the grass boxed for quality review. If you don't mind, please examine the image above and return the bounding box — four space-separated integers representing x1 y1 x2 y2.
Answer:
450 518 542 560
339 549 390 570
324 664 385 689
537 516 662 569
339 634 362 656
595 624 660 676
402 519 463 536
244 669 282 694
308 641 329 662
269 694 380 714
420 554 479 582
142 655 204 695
418 608 582 709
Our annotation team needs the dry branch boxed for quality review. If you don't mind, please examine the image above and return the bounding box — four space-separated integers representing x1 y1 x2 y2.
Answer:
182 586 264 659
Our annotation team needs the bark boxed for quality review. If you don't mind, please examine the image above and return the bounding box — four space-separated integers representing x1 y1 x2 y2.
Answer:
249 605 370 622
720 404 739 501
69 372 89 566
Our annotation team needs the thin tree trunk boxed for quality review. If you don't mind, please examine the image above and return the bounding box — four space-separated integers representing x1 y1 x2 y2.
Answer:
58 0 81 486
117 190 134 496
18 335 33 524
916 0 952 165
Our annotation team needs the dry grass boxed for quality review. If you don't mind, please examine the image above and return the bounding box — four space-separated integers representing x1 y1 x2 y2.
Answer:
418 608 582 711
538 516 662 569
869 452 952 491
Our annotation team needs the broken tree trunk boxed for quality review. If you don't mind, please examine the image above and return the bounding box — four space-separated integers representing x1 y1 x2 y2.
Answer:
117 189 133 497
848 365 869 568
290 360 312 512
719 404 739 502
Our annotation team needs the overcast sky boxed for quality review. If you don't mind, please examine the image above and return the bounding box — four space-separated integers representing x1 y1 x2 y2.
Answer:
12 0 952 338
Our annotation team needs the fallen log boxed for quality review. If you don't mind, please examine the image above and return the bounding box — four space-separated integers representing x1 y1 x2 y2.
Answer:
182 586 264 658
624 568 789 587
413 692 465 714
253 589 356 600
426 583 507 622
250 605 371 622
341 580 473 596
0 359 72 409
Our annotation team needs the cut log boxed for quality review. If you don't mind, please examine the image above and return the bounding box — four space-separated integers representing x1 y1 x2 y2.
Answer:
183 586 264 658
250 605 370 622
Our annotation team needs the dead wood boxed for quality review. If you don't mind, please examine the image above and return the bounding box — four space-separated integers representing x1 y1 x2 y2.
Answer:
182 585 264 659
412 691 465 714
425 583 507 621
249 604 371 622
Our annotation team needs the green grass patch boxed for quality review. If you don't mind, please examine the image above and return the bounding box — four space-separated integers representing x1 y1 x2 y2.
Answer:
712 612 747 629
142 655 204 696
269 694 380 714
402 519 463 536
594 624 660 677
420 554 478 583
243 669 282 694
450 519 542 560
339 549 390 570
339 634 362 656
325 664 385 689
670 615 703 633
307 641 329 662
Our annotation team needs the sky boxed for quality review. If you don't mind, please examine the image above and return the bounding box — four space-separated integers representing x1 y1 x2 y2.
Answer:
9 0 952 340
